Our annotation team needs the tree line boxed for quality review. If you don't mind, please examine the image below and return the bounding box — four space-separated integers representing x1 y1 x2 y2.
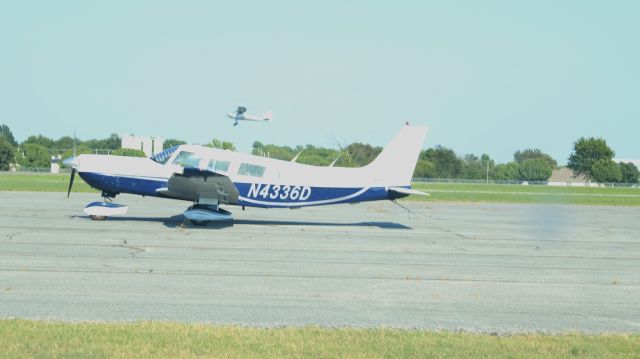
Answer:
0 123 638 184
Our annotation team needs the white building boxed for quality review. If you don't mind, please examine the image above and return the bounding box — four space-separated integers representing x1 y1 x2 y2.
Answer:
547 167 599 187
50 155 61 174
121 134 164 157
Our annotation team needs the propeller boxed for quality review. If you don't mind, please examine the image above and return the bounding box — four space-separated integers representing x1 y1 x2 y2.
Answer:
67 168 76 198
65 128 78 198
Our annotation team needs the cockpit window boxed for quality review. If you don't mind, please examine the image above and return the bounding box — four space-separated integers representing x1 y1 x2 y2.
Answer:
173 151 202 167
238 163 265 177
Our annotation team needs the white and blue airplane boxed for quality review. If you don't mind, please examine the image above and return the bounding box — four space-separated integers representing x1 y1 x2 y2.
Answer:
63 124 428 225
227 106 273 126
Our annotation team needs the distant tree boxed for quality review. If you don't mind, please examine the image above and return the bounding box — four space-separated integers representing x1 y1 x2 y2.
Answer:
22 135 54 149
17 143 50 168
253 142 296 160
514 148 557 169
206 139 236 151
301 145 339 166
480 154 496 179
461 153 494 180
619 162 639 184
0 124 17 147
60 145 93 164
163 138 187 148
591 159 622 183
84 133 121 151
296 154 327 166
424 146 463 179
568 137 614 181
51 136 77 155
0 137 16 170
461 154 484 180
111 148 147 157
103 133 121 150
413 157 436 178
518 158 553 182
342 143 381 167
495 162 520 181
253 141 342 166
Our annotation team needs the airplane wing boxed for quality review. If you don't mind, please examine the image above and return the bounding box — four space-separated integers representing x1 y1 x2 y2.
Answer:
156 167 239 205
241 114 262 122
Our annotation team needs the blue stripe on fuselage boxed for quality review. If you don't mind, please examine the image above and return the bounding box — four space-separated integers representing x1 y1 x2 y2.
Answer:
79 172 390 207
234 182 388 208
79 172 168 197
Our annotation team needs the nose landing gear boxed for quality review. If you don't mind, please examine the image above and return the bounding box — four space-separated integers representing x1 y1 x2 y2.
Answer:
84 192 128 220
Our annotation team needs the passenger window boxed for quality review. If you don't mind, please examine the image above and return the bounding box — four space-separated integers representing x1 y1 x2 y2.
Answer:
173 151 202 167
238 163 265 177
206 159 230 173
206 159 216 171
215 160 230 172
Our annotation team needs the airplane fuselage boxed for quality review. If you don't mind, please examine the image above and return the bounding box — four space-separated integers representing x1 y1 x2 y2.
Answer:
71 125 428 220
77 147 395 208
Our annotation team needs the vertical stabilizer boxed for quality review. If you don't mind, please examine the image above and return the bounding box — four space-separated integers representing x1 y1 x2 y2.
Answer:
366 124 428 186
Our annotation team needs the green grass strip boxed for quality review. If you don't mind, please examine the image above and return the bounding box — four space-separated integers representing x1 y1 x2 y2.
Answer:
0 172 96 193
1 173 639 206
408 183 640 206
0 320 638 359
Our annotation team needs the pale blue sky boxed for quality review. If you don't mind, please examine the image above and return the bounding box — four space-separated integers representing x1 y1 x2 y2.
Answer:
1 1 638 163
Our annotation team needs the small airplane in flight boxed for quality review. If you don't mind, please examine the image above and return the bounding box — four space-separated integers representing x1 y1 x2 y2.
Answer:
227 106 273 126
63 124 429 225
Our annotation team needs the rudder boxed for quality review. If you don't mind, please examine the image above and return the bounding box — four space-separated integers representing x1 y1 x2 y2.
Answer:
366 124 428 186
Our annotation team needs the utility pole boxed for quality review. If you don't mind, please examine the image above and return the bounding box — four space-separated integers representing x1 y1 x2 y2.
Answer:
486 161 489 184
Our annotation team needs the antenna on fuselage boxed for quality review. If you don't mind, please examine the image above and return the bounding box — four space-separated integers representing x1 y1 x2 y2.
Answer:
291 150 303 163
329 154 342 167
73 129 77 157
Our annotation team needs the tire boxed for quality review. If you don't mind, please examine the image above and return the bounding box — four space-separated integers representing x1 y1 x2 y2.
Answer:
191 220 208 226
90 215 107 221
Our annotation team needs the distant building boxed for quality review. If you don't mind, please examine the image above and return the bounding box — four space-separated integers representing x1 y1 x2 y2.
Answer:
50 155 61 174
121 134 164 157
547 167 598 187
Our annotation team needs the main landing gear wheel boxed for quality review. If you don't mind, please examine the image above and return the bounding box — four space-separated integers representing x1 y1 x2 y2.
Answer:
184 204 233 225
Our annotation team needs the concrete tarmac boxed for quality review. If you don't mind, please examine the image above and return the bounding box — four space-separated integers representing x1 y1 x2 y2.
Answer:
0 192 639 333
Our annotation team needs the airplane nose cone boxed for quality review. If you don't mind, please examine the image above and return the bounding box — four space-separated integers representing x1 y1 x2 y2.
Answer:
62 156 79 169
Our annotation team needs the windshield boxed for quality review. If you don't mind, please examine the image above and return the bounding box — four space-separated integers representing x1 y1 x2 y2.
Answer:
172 151 202 167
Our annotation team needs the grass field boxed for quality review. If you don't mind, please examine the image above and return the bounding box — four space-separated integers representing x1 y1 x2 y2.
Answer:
1 173 639 206
0 172 95 193
412 182 640 206
1 320 638 359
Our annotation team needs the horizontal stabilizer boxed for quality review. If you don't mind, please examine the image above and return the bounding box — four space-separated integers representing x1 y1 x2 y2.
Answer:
389 187 430 196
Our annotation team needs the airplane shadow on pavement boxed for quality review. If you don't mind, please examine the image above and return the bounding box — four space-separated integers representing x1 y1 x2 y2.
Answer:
92 215 412 230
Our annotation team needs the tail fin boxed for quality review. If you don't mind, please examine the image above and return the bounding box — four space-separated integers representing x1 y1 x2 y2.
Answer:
366 124 428 186
263 111 273 121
